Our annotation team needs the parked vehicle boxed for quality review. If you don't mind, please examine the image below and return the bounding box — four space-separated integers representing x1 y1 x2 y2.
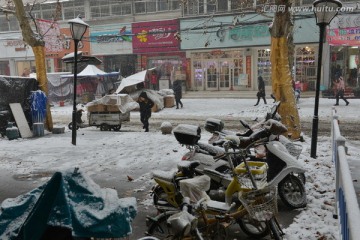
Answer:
174 120 307 209
148 135 284 239
68 109 130 131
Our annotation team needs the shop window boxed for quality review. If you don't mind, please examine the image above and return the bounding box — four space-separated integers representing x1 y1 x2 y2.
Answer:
257 49 272 86
295 46 316 90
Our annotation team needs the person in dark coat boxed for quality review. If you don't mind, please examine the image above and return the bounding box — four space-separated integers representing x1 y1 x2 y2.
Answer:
137 92 154 132
172 80 183 109
254 76 267 106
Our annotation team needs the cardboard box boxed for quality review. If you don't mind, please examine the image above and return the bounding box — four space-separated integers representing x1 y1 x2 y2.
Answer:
106 105 120 112
87 104 106 112
164 95 175 108
151 104 159 112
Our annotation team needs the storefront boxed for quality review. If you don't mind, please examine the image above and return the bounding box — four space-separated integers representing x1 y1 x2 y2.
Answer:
180 14 319 91
0 33 36 76
132 19 186 90
90 23 136 77
327 15 360 96
190 49 249 91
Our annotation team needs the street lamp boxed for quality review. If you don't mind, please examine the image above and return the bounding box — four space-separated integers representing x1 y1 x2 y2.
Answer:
69 16 89 145
311 0 342 158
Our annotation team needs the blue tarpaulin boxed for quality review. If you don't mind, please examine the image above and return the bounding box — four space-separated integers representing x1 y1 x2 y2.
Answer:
30 90 47 123
0 169 137 239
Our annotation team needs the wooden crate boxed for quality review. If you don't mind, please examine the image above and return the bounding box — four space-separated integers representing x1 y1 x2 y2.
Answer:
106 105 120 112
87 104 106 112
164 95 175 108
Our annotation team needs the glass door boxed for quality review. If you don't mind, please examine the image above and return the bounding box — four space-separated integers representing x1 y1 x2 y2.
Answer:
219 60 230 90
193 60 204 90
205 60 218 90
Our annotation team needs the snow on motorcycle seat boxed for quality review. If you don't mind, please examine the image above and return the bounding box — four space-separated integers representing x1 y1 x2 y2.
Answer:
152 170 177 182
179 175 211 203
173 124 201 145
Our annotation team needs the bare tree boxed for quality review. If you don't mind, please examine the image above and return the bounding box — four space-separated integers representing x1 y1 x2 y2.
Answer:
1 0 54 131
270 0 301 139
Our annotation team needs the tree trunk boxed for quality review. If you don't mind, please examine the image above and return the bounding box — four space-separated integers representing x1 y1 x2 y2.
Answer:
270 0 301 139
12 0 53 131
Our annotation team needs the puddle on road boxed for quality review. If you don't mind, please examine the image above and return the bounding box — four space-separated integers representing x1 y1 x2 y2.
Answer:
13 171 55 181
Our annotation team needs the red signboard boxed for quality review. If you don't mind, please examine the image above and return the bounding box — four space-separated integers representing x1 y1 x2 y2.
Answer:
132 19 180 53
327 27 360 46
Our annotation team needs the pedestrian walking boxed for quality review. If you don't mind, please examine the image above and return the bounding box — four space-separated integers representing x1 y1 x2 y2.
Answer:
333 76 349 106
137 92 154 132
172 80 183 109
254 76 267 106
150 71 158 90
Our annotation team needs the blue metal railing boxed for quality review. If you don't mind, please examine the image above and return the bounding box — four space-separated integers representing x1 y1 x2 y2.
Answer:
331 108 360 240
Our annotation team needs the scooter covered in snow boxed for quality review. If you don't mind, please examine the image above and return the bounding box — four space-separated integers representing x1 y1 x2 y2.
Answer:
173 120 307 209
68 109 88 130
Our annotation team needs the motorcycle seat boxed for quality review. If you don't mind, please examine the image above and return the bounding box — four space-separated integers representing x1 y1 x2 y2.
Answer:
152 170 176 182
239 137 253 148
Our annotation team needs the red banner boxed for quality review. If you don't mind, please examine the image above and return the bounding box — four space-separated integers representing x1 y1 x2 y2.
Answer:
132 19 180 53
327 27 360 46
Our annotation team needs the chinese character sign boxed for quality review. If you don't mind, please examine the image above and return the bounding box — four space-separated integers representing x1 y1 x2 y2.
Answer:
132 19 180 53
327 27 360 46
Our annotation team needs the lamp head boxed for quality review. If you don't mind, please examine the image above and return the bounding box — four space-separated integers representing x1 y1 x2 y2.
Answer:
68 15 89 41
313 0 342 25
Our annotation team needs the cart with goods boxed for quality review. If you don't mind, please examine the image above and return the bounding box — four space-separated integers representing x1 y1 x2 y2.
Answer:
68 94 138 131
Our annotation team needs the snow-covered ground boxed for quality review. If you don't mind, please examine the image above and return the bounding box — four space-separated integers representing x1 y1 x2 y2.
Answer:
1 97 360 239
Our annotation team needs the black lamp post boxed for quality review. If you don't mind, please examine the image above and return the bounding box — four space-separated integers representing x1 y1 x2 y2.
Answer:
69 16 89 145
311 0 342 158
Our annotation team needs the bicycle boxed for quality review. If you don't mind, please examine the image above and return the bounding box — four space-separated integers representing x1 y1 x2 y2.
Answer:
146 135 284 239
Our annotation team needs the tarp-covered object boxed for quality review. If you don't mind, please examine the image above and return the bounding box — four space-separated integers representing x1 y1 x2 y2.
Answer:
0 169 137 239
0 75 39 135
115 68 155 93
86 94 139 113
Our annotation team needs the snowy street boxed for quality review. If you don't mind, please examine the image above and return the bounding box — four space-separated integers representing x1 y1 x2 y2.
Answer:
1 97 360 239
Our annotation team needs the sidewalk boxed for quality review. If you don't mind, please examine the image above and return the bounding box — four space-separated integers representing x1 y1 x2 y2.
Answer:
182 90 316 99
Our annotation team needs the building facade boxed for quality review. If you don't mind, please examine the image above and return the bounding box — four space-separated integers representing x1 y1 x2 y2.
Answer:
0 0 359 93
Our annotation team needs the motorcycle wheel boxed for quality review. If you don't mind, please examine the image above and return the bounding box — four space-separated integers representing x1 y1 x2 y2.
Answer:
237 214 269 238
268 217 283 240
146 212 173 239
68 122 79 130
278 174 307 209
294 172 306 185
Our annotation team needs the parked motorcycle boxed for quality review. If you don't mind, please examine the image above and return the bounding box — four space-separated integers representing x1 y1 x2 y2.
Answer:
149 134 285 239
173 120 307 209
